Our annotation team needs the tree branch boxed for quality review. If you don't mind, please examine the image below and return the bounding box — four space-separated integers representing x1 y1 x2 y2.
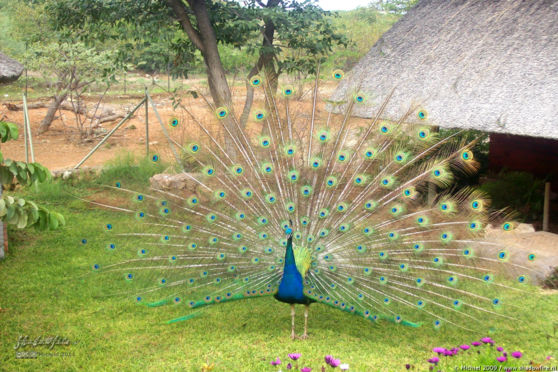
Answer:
165 0 205 52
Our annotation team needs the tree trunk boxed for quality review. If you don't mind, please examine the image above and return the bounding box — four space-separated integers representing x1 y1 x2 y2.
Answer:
167 0 239 157
38 93 68 134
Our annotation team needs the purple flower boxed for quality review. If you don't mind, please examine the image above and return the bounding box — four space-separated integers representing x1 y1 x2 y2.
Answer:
460 345 470 351
289 353 301 361
481 337 494 345
497 356 507 362
471 342 482 346
432 347 446 354
547 356 553 360
271 357 281 366
511 351 522 359
301 368 312 372
443 349 453 357
325 355 333 365
405 364 411 370
287 363 292 370
330 359 340 368
497 347 504 352
428 357 439 365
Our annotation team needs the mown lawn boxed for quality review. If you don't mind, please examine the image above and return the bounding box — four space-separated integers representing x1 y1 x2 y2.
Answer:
1 160 557 371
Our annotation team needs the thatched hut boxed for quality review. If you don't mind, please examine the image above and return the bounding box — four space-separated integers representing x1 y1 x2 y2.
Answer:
0 52 24 84
331 0 558 230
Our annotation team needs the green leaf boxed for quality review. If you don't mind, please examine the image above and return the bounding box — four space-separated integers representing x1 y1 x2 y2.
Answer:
7 123 19 140
17 198 25 207
17 212 28 229
48 212 59 230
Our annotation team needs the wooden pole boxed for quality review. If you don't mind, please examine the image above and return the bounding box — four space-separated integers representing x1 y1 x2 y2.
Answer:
145 88 149 157
22 95 35 163
74 97 146 169
543 181 551 232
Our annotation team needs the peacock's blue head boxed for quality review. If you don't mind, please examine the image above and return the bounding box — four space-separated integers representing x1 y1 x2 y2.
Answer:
284 219 293 236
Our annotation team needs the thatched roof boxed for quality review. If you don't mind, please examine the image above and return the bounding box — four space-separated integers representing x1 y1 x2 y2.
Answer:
330 0 558 139
0 52 24 84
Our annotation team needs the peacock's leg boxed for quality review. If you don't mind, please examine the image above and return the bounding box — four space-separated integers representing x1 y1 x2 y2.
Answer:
301 305 309 339
290 304 296 340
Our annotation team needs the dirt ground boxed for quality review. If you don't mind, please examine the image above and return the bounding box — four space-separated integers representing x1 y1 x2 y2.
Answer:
0 81 340 171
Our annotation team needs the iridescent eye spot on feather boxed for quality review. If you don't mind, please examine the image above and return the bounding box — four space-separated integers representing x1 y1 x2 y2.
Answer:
433 256 443 266
106 243 116 251
284 144 297 157
338 223 350 232
125 273 134 281
497 250 509 261
527 253 536 261
413 243 424 253
215 107 229 119
354 174 367 186
353 92 366 103
169 117 179 127
363 146 378 160
301 185 313 197
259 136 271 148
415 277 425 287
363 226 374 236
482 274 494 283
502 221 515 231
332 69 344 80
378 251 388 260
416 300 425 308
105 223 113 231
115 182 121 188
151 154 159 162
336 202 348 213
447 275 458 285
249 75 262 87
206 213 217 223
254 109 266 121
364 200 377 211
282 86 294 97
203 165 215 177
92 263 100 271
417 108 428 120
265 193 277 204
286 202 296 213
417 127 430 140
517 275 527 284
399 263 408 272
241 188 253 199
310 156 322 169
318 208 329 218
433 320 442 330
261 162 273 175
287 170 299 182
492 298 501 308
316 129 331 143
470 199 483 211
462 247 474 258
461 150 473 161
230 164 244 176
325 176 338 188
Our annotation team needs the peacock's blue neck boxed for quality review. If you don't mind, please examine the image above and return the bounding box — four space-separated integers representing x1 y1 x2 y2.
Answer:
274 236 313 305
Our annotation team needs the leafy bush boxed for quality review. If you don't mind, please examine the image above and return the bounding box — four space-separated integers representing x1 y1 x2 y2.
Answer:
0 121 64 230
480 171 546 221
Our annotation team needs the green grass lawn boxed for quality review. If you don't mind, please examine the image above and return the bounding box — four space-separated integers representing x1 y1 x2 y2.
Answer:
1 160 557 371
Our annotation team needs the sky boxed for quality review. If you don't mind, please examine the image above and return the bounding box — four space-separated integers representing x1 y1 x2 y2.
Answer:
317 0 373 11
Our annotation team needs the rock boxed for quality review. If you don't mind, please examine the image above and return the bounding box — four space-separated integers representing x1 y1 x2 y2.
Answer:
484 223 535 238
62 171 72 180
149 173 201 192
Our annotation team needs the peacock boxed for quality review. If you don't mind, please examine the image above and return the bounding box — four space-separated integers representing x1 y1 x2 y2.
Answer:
84 69 542 339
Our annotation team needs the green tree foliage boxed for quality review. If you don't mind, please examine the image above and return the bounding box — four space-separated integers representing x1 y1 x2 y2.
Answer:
0 121 64 230
26 41 118 134
44 0 347 125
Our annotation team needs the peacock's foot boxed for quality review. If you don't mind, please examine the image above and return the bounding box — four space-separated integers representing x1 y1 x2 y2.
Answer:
291 333 296 340
296 333 308 340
